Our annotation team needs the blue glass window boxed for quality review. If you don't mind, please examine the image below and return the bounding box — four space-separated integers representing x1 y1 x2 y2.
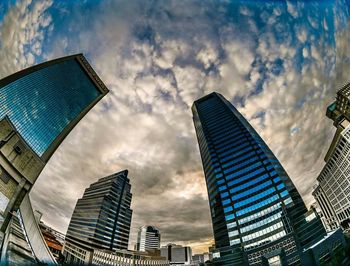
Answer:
236 194 279 216
222 199 231 205
0 59 101 156
234 187 276 208
226 165 265 184
229 173 269 193
224 161 263 176
277 183 285 190
219 185 227 191
280 190 289 197
273 177 281 183
217 179 225 185
220 192 229 199
225 214 235 221
224 206 233 213
231 180 273 201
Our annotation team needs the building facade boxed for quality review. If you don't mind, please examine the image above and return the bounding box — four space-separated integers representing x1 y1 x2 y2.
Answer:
192 92 327 265
160 244 192 265
313 82 350 230
136 225 161 252
192 252 212 265
312 119 350 229
326 81 350 126
92 249 169 266
0 54 108 263
63 170 133 264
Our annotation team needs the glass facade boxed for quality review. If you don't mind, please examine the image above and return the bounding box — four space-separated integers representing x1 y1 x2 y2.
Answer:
0 54 107 159
192 92 326 265
65 170 133 254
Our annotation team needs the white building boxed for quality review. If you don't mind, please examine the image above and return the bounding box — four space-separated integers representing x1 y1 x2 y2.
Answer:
160 244 192 265
313 120 350 229
192 252 212 265
136 225 161 252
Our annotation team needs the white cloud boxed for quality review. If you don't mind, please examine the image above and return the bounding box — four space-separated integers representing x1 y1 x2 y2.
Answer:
287 1 298 18
0 0 53 78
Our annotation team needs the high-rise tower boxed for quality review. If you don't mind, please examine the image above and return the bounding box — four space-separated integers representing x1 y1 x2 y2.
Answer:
136 225 161 252
192 92 326 266
0 54 108 223
0 54 108 264
63 170 133 264
313 81 350 230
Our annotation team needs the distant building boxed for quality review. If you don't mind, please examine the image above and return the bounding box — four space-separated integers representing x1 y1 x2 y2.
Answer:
326 82 350 126
192 252 212 265
35 214 65 261
92 249 169 266
63 170 133 264
40 226 63 261
136 225 161 252
313 82 350 230
160 244 192 265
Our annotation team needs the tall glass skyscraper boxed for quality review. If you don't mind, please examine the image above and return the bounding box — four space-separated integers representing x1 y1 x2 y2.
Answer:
0 54 109 264
63 170 133 264
192 92 326 266
0 54 108 161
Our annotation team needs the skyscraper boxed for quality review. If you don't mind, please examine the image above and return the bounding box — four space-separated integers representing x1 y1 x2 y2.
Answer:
0 54 108 161
192 92 327 266
313 81 350 229
326 81 350 126
0 54 108 220
63 170 133 264
0 54 108 264
136 225 161 252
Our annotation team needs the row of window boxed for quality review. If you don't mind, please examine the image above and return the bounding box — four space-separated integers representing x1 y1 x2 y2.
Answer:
244 229 287 250
234 187 276 208
240 212 282 234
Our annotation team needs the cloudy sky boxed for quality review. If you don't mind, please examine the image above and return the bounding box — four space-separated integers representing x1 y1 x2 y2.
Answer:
1 0 350 254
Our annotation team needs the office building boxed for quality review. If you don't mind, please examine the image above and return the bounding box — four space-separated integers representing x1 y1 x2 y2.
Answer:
192 92 330 265
136 225 161 252
160 244 192 265
192 252 212 265
63 170 133 264
313 82 350 230
34 212 65 260
0 54 108 264
326 81 350 126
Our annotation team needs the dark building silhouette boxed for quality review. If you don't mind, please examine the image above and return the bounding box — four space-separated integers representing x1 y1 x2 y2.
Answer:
192 92 328 265
63 170 133 264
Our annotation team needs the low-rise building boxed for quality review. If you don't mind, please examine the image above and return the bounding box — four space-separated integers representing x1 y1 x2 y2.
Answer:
192 252 212 265
160 244 192 265
92 249 169 266
303 228 347 265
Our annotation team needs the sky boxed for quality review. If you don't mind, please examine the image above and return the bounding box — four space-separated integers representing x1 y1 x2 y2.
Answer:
0 0 350 254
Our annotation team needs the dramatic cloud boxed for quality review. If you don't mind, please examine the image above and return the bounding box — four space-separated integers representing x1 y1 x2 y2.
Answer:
0 0 349 254
0 0 53 77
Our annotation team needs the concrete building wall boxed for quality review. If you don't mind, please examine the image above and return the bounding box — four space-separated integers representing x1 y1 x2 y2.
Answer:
19 194 56 264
